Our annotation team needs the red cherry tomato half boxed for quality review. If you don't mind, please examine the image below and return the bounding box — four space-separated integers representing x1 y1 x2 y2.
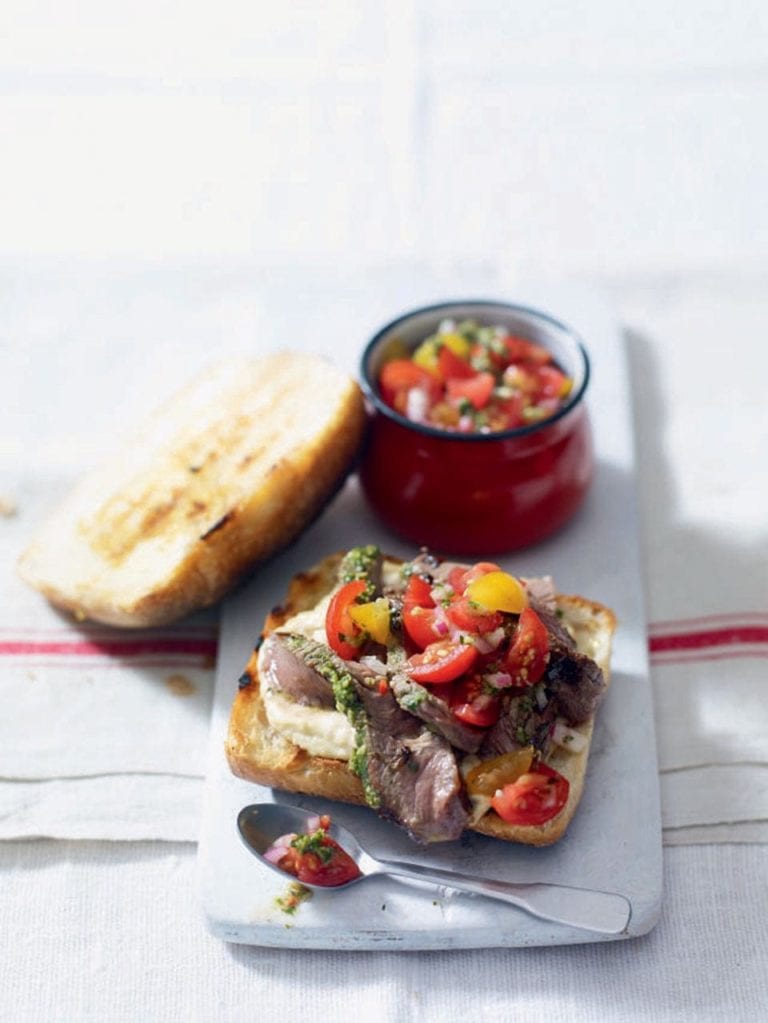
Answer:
450 675 501 728
379 360 439 413
402 574 443 649
490 763 569 825
446 371 495 410
325 579 367 660
503 336 551 365
293 837 362 887
438 345 475 381
406 640 478 685
403 573 434 609
447 561 501 596
403 604 444 649
534 364 570 400
504 607 550 686
446 596 502 635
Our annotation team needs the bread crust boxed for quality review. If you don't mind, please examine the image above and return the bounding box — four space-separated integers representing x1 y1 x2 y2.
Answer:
226 552 616 846
17 354 366 627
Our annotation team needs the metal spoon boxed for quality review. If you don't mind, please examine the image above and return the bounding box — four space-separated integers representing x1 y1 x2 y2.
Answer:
237 803 631 935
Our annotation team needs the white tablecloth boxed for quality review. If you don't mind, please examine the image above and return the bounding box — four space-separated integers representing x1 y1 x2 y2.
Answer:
3 3 768 1020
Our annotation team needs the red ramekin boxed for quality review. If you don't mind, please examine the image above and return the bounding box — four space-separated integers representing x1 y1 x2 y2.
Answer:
358 300 594 555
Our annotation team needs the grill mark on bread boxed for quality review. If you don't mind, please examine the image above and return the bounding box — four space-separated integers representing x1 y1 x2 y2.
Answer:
200 511 234 541
83 423 282 564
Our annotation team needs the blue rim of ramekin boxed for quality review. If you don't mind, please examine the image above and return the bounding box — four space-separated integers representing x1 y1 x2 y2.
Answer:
360 299 591 443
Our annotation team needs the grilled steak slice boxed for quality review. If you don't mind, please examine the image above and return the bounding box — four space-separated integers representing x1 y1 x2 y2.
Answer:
390 675 484 753
479 689 556 757
260 633 335 709
546 640 606 725
529 601 607 725
366 727 468 843
530 599 577 650
347 664 469 842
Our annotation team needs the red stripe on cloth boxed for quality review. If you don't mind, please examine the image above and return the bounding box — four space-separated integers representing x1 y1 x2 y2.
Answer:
0 637 219 658
649 626 768 653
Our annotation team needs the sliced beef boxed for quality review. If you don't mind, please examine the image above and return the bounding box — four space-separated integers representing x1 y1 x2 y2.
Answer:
546 640 606 725
390 675 484 753
347 664 468 843
530 599 577 650
260 633 335 708
479 690 556 757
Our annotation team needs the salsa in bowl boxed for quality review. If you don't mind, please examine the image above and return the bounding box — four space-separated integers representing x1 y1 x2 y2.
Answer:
378 318 574 434
359 300 593 555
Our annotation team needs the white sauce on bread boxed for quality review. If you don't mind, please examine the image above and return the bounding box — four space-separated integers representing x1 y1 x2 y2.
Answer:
260 681 355 758
260 591 354 759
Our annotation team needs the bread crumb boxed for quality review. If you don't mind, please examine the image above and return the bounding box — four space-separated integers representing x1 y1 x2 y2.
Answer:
165 673 197 697
0 496 17 518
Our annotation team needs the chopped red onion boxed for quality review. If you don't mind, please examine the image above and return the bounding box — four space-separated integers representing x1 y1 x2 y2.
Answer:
263 831 297 864
484 671 513 689
473 627 505 654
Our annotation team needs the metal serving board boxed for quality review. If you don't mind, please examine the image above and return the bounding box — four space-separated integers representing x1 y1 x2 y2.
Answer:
197 282 662 949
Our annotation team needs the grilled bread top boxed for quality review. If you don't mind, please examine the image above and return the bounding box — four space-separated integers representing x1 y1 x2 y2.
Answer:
18 354 365 627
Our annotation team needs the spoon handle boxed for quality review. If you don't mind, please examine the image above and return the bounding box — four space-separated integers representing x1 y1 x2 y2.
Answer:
375 858 631 935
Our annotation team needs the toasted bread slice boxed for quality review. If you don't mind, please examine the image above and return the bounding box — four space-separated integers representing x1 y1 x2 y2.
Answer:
18 355 365 627
226 552 616 846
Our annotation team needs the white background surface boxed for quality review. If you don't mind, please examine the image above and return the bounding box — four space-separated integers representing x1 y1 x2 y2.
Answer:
2 3 768 1020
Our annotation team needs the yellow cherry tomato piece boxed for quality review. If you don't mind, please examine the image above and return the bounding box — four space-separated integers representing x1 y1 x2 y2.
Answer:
349 598 391 645
465 571 528 613
411 338 441 375
440 332 471 359
465 748 535 797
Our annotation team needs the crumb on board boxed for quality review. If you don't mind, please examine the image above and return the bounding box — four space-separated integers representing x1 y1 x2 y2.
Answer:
0 497 17 518
165 673 197 697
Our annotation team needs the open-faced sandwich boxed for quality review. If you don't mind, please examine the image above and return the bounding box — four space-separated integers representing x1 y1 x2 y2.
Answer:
227 546 616 846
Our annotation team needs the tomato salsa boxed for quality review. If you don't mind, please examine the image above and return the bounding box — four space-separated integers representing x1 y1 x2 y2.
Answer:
324 555 571 828
263 815 362 887
378 319 573 433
